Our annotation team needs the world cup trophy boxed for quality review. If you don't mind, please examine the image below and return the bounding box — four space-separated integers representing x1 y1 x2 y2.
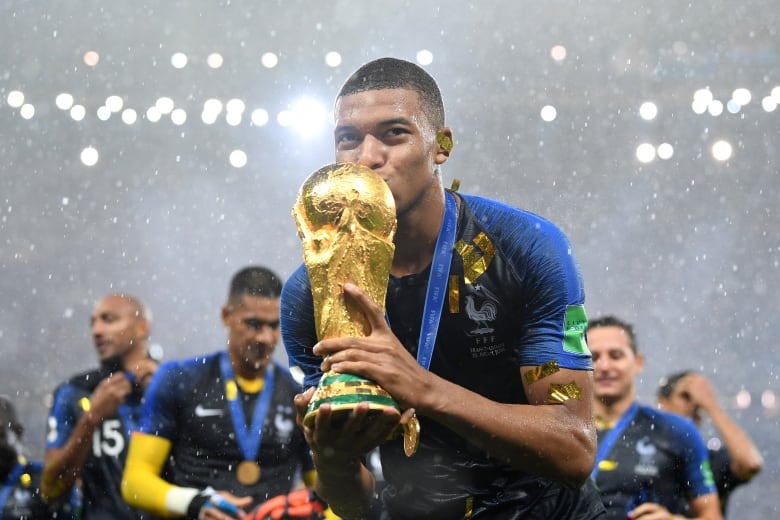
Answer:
292 162 418 456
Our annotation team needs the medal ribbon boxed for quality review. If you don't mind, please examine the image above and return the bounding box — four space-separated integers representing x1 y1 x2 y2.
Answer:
590 401 639 480
415 191 458 370
219 352 275 461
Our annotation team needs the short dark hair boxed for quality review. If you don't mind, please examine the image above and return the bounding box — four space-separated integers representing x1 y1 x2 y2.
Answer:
228 266 282 303
657 370 694 399
337 57 445 128
586 315 639 354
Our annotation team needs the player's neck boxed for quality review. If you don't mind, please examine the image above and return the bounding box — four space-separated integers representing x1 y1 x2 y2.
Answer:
121 344 149 370
391 187 451 277
594 393 637 428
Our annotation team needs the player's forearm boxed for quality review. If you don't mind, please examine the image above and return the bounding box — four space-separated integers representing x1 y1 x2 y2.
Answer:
420 375 596 487
41 413 100 500
706 405 763 479
313 456 375 520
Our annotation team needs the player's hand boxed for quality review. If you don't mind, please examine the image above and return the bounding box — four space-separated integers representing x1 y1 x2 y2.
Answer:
198 492 251 519
87 373 132 421
678 373 719 412
245 489 327 520
127 357 158 389
627 501 675 519
313 282 432 411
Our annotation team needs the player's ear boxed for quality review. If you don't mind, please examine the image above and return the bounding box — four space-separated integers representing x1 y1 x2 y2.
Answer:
435 128 453 164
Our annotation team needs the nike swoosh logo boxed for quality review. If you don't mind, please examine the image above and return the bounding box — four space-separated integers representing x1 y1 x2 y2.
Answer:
194 404 223 417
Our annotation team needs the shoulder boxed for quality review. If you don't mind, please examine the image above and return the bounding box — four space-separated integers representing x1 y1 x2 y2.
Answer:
637 404 702 440
460 193 572 244
51 368 102 398
156 351 222 379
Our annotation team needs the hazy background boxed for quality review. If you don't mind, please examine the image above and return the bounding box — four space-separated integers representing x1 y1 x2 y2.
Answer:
1 1 777 516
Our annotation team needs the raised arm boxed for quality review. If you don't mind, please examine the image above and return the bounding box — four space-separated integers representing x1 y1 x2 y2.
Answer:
681 373 763 480
42 373 132 501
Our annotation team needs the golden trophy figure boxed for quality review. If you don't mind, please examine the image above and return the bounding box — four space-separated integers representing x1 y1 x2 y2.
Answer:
293 162 418 456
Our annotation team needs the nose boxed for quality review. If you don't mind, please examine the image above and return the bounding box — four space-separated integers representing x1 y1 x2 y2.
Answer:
354 134 385 170
253 324 277 344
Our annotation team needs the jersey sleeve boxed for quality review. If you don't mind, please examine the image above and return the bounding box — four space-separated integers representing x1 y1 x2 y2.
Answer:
514 219 592 370
281 264 323 389
674 415 718 498
45 384 81 449
467 195 592 371
138 360 184 440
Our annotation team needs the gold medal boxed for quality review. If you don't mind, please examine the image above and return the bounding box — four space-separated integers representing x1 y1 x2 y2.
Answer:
236 460 261 485
402 414 420 457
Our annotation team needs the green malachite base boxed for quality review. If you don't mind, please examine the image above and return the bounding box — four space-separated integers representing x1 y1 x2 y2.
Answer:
304 372 400 427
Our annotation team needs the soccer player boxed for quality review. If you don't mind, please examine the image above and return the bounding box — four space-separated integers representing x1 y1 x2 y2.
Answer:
42 293 158 519
1 395 80 518
282 57 605 519
658 371 763 517
588 315 722 519
122 266 322 519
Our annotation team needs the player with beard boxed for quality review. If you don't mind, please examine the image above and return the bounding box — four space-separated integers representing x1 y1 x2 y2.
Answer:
122 266 324 520
43 293 158 519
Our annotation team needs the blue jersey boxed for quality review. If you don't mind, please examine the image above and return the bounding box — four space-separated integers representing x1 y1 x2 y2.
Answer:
594 404 716 519
47 368 152 519
282 193 603 519
1 460 80 519
139 352 314 506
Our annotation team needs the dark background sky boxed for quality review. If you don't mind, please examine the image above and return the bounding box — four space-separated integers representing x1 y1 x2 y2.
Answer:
1 1 778 515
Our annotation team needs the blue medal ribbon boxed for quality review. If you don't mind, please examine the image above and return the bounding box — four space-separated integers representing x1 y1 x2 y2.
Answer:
219 352 275 461
590 401 639 480
415 191 458 370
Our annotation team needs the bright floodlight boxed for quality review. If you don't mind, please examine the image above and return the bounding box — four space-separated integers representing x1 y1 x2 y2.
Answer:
261 52 279 68
204 98 223 114
287 98 327 137
55 93 74 110
735 389 751 409
105 95 124 112
226 112 242 126
70 105 86 121
325 51 342 67
97 106 111 121
171 52 188 69
20 104 35 119
693 88 714 105
707 100 724 116
416 49 434 66
146 106 162 123
83 51 100 66
657 143 674 160
636 143 656 163
731 87 752 106
80 146 99 166
207 53 224 69
772 86 780 102
711 140 733 162
226 98 246 114
251 108 269 127
229 150 248 168
639 101 658 120
170 108 187 125
726 100 741 114
761 96 777 112
7 90 24 108
201 111 218 125
121 108 138 125
550 45 567 61
761 390 776 410
155 97 175 114
540 105 557 122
